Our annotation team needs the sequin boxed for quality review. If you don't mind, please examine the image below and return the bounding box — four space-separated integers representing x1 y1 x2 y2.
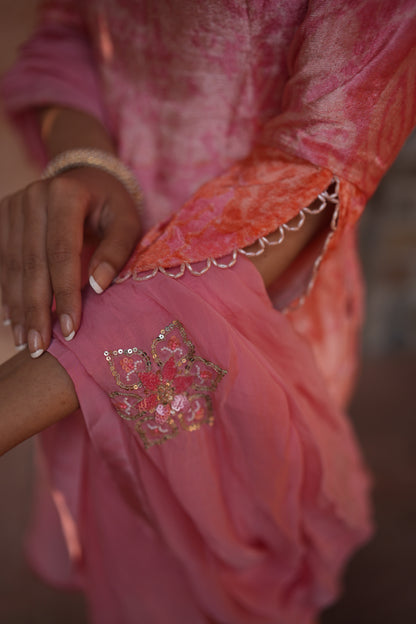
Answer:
105 320 227 449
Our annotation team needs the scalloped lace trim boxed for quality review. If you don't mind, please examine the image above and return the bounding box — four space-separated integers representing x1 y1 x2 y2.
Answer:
118 177 339 309
283 177 340 312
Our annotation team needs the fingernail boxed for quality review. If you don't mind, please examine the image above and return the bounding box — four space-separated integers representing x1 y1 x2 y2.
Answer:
28 329 44 358
89 262 115 294
89 274 104 294
2 305 11 326
60 313 75 341
13 324 26 348
16 343 27 352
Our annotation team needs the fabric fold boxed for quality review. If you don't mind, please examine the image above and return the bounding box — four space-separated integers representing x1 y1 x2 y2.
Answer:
47 260 372 624
263 0 416 197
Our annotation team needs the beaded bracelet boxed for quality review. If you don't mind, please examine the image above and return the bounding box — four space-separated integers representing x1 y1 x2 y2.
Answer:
42 148 143 212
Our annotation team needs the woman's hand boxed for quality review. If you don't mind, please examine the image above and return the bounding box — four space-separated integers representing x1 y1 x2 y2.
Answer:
0 166 141 357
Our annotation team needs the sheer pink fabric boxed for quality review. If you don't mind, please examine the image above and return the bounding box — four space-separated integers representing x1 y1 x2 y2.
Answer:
2 1 416 622
34 263 372 624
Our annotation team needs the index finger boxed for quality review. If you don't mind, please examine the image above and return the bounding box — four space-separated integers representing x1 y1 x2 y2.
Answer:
46 176 88 345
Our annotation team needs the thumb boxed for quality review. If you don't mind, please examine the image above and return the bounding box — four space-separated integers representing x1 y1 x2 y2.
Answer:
88 205 141 293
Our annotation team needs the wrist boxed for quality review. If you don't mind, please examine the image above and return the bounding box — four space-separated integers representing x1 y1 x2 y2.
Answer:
42 148 143 213
38 106 115 158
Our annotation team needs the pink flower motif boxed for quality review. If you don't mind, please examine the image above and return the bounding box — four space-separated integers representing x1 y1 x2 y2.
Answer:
155 403 171 425
107 320 227 449
173 374 193 394
161 357 177 381
138 370 160 392
171 394 189 412
138 394 158 413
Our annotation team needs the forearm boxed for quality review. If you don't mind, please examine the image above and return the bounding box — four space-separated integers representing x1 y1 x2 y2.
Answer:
0 350 78 456
38 106 115 158
37 106 332 289
0 109 125 451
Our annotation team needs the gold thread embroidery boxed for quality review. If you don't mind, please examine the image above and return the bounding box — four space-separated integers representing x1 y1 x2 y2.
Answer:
105 320 227 449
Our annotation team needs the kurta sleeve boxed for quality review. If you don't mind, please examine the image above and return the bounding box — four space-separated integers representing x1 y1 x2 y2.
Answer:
0 0 108 164
122 0 416 284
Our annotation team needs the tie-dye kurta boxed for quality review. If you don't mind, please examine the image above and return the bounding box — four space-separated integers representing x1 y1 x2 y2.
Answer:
2 1 416 623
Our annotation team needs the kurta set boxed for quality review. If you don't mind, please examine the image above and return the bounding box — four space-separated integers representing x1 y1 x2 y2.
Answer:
2 1 416 622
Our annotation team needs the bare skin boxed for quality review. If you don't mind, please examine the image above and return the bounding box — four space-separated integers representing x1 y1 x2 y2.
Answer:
0 350 78 456
0 107 141 355
0 106 333 456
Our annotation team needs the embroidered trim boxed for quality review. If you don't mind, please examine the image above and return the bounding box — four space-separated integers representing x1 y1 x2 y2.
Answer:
116 178 339 288
105 320 227 449
284 179 340 312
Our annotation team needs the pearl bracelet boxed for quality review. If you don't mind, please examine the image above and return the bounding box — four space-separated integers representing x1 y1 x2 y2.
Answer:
42 148 143 212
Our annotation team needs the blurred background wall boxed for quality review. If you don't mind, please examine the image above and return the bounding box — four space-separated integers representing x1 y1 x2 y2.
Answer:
0 2 415 623
360 136 416 355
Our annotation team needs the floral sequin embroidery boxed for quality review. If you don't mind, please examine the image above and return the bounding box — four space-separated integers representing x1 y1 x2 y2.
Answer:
104 320 227 449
